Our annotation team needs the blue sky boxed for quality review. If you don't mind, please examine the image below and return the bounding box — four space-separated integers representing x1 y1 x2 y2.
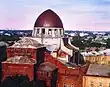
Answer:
0 0 110 31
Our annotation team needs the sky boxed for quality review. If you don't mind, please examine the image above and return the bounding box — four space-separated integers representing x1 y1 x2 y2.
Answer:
0 0 110 31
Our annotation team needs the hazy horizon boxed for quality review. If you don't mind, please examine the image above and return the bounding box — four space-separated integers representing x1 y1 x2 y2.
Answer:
0 0 110 31
0 28 110 32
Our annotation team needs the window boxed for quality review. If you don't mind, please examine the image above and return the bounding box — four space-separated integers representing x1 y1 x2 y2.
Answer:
99 82 103 87
71 84 74 87
63 83 66 87
37 29 40 34
48 29 52 35
59 29 63 35
108 83 110 87
90 81 94 87
54 29 58 35
42 28 45 34
60 29 62 35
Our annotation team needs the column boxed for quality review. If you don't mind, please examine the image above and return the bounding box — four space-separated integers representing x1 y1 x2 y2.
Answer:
45 28 48 36
39 28 41 37
35 29 37 37
61 29 64 36
55 29 58 37
52 29 55 37
32 28 35 37
57 29 60 37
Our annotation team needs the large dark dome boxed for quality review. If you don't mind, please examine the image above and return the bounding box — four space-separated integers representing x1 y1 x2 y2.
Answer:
34 9 63 28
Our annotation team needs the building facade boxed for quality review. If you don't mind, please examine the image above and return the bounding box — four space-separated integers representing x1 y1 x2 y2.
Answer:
83 64 110 87
83 76 110 87
85 55 110 65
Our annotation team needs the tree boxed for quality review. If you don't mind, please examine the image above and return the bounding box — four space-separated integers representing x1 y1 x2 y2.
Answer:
71 36 85 50
106 38 110 48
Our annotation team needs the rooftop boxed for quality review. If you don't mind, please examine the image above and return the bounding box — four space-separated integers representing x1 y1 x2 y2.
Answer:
87 64 110 77
34 9 63 28
37 62 57 72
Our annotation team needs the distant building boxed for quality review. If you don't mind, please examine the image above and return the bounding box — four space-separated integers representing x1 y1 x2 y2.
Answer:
83 48 110 65
83 64 110 87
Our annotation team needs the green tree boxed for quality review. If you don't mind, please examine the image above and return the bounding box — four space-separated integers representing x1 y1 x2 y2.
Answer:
106 38 110 48
71 36 85 50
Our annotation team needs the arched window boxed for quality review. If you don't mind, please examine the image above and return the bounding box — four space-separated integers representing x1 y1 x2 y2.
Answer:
48 29 52 35
42 28 45 34
63 83 66 87
37 28 40 34
60 29 62 35
71 84 74 87
99 82 103 87
90 81 94 87
54 29 58 35
60 29 64 35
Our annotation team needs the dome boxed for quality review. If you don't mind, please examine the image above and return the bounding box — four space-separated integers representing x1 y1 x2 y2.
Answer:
34 9 63 28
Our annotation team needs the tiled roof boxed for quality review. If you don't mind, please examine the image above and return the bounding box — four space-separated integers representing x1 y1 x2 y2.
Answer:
38 62 57 72
86 64 110 77
11 37 43 48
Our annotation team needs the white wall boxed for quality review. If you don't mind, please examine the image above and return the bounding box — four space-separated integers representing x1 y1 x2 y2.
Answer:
31 37 61 45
